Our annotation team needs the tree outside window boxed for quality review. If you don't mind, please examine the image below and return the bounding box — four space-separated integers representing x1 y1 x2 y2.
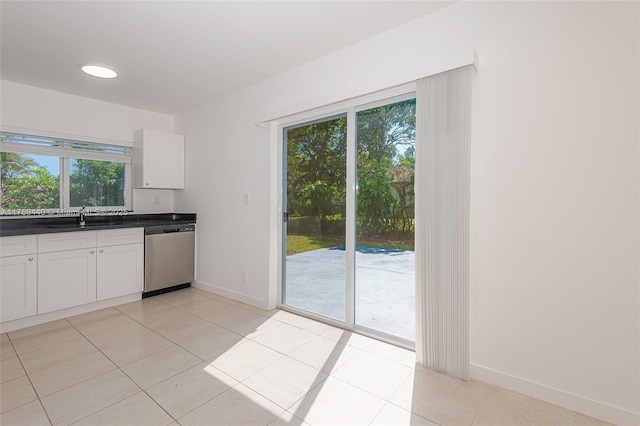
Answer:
1 153 126 210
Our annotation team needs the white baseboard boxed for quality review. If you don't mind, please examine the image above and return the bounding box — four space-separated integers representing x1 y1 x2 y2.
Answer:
471 364 640 426
193 280 270 310
0 293 142 333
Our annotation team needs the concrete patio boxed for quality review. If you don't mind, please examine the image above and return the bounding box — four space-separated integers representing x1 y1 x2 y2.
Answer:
284 245 415 342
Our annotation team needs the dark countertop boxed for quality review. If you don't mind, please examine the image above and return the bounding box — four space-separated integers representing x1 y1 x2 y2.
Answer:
0 213 196 237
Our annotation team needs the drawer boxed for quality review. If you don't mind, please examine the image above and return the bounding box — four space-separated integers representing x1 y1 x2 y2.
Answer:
1 235 37 257
38 231 97 253
97 228 143 247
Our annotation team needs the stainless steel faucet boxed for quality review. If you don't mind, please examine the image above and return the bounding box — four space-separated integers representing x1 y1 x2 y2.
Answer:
79 206 86 226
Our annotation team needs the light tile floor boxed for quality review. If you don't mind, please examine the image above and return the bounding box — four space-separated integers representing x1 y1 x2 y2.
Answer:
0 288 611 426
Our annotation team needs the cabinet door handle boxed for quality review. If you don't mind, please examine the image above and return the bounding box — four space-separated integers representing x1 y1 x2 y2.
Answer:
99 249 104 253
90 250 95 254
28 257 34 261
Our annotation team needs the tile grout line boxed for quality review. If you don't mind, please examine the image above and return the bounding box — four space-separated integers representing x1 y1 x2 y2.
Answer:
58 309 195 425
380 400 444 426
171 386 232 423
153 295 321 362
8 289 460 426
84 298 250 424
142 291 422 421
59 318 151 426
26 352 118 401
60 301 227 425
7 318 79 358
16 293 309 423
112 298 248 370
7 288 600 426
106 295 330 423
2 335 55 425
52 309 207 424
108 367 179 425
241 365 329 415
367 401 388 426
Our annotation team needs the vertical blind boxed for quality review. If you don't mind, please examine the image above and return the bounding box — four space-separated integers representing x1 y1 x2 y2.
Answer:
415 65 473 381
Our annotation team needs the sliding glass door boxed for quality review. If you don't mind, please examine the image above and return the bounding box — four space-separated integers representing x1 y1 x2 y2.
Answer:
282 115 347 321
355 99 416 342
282 95 416 345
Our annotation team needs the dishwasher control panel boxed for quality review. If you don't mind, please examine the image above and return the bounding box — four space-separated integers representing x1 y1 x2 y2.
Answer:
144 224 195 235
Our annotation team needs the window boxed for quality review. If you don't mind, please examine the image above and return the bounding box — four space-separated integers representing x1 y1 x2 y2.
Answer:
0 153 61 210
0 132 132 213
69 158 125 207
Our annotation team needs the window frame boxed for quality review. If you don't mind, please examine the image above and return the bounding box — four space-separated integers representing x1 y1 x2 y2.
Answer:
0 130 133 214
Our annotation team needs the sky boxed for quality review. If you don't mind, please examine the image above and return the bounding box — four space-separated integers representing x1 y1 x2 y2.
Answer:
29 154 60 176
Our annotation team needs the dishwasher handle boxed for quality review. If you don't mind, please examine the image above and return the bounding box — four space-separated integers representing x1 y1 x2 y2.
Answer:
145 224 195 235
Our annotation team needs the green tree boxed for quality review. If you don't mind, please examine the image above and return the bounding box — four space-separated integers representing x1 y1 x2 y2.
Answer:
0 154 125 210
356 99 416 238
69 159 124 206
389 146 415 233
286 116 347 220
356 99 416 162
1 152 59 209
356 158 395 234
285 99 416 245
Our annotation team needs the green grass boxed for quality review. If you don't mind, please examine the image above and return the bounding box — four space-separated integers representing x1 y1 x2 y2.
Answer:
286 235 343 255
359 238 414 252
286 234 414 255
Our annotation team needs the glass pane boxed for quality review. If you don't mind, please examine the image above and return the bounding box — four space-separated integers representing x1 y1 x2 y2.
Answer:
69 159 125 207
283 115 347 321
355 98 416 342
0 152 60 210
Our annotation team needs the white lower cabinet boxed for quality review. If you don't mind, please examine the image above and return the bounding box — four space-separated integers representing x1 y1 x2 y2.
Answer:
38 248 97 314
0 228 144 324
1 235 38 322
97 243 143 301
0 254 37 322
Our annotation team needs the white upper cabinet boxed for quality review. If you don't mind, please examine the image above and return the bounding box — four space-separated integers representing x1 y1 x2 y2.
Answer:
133 129 185 189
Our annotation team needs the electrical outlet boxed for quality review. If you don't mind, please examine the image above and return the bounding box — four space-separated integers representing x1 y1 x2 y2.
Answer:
242 272 248 284
153 195 161 206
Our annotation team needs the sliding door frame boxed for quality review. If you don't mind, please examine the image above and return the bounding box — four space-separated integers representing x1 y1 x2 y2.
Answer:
276 83 417 348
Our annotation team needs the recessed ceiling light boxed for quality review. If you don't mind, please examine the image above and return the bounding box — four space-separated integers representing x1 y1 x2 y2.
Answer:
81 65 118 79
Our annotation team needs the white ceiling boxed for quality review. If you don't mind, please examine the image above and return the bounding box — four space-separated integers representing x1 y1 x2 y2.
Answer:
0 1 452 115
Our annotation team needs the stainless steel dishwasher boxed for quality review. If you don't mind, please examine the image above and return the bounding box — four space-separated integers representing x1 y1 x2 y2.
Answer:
143 224 195 297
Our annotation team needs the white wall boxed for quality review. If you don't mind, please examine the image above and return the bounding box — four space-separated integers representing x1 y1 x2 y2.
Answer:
0 80 176 213
175 2 639 424
174 96 271 307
